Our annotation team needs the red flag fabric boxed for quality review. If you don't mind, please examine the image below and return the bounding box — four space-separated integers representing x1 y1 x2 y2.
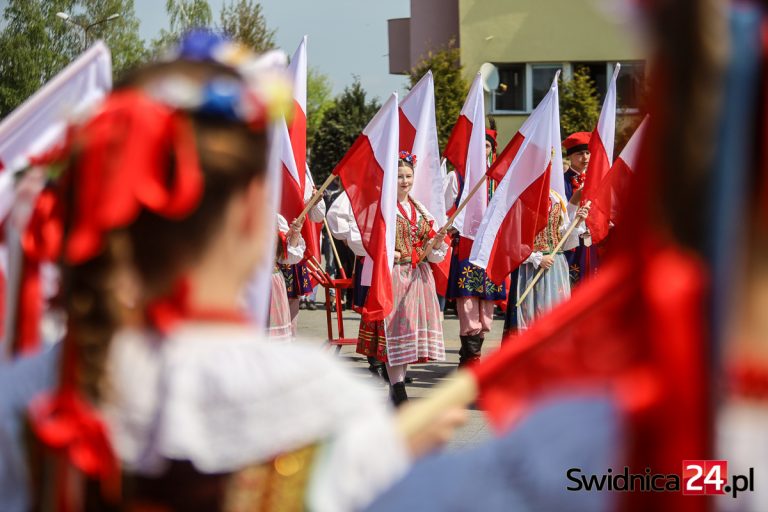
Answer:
582 64 620 245
472 244 708 510
332 94 398 321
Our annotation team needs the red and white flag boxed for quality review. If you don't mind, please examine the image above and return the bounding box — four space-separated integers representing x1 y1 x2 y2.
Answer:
332 94 398 321
278 36 320 260
400 71 446 227
610 116 648 221
469 75 564 285
582 63 620 245
444 73 487 240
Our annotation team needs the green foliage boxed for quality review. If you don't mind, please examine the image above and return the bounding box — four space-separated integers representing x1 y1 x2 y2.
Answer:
150 0 212 55
0 0 145 118
408 43 467 151
559 66 600 137
219 0 275 53
306 67 333 151
309 78 380 185
80 0 146 77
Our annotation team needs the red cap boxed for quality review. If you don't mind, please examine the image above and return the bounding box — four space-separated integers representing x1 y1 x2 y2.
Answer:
563 131 591 156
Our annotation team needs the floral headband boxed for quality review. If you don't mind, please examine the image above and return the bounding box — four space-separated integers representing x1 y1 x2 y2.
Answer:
399 150 417 167
151 30 293 130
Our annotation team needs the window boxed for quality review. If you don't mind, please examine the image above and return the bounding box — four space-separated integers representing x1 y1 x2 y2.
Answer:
572 62 608 103
494 63 525 112
531 64 562 107
614 61 645 111
489 61 645 114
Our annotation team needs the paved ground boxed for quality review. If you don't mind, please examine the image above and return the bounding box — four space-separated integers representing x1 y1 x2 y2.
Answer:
296 289 504 449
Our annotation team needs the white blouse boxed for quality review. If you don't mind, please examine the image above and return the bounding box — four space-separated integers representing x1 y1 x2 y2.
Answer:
276 213 306 265
102 324 409 512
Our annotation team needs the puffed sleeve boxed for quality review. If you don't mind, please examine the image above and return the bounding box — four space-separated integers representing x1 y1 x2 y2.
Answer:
327 192 367 257
560 208 586 252
276 214 306 265
523 251 544 269
303 170 327 223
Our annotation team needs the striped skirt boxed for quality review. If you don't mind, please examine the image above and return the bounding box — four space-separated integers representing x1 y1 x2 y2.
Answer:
516 253 571 330
357 263 445 365
268 272 292 341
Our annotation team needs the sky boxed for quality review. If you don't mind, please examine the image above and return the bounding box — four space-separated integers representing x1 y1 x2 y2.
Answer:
132 0 412 101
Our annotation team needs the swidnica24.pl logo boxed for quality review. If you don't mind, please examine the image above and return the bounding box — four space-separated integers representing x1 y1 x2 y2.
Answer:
566 461 755 498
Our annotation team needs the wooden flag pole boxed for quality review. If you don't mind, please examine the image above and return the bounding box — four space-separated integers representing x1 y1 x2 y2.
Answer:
297 173 336 221
418 175 488 263
323 218 347 279
515 201 591 307
396 370 478 438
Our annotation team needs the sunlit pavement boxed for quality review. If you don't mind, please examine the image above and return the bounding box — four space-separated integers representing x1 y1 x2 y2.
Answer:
296 288 504 450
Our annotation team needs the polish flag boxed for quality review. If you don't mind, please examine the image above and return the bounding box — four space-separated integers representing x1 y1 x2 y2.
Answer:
400 71 446 227
611 116 648 222
443 73 488 240
582 64 620 245
332 94 398 321
279 36 320 261
469 75 565 285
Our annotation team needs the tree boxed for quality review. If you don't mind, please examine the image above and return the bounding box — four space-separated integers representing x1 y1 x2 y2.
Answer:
309 78 380 185
408 42 468 151
0 0 145 118
219 0 275 53
79 0 146 77
306 67 333 152
150 0 212 55
559 66 600 137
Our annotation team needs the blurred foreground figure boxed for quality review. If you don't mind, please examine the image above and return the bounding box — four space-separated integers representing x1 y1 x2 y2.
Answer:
12 33 439 512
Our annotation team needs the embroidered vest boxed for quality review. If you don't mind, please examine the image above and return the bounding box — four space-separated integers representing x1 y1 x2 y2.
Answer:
533 198 564 253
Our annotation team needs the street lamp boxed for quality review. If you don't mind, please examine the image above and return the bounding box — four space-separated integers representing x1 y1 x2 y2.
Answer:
56 11 121 51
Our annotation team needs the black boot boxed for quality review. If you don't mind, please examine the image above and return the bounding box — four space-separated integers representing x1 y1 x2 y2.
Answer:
458 335 471 368
468 333 485 362
390 382 408 407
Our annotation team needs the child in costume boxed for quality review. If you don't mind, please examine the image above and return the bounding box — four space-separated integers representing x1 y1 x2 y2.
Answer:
268 214 305 340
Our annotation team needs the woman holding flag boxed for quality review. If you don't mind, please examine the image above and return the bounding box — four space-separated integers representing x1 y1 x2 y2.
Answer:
357 151 448 405
516 193 590 329
268 214 305 340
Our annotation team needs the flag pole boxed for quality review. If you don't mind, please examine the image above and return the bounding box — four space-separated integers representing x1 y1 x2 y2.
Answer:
418 175 487 263
396 370 478 438
323 218 347 279
297 173 336 221
515 201 591 307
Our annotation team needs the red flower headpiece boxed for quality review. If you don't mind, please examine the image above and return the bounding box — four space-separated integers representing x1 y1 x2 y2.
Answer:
398 149 417 168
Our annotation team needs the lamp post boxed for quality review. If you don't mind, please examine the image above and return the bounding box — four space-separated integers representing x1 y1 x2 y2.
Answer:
56 12 121 51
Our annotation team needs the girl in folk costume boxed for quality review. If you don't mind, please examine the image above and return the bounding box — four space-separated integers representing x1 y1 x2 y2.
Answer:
515 192 590 329
444 127 506 368
268 214 305 340
357 151 448 405
19 34 464 512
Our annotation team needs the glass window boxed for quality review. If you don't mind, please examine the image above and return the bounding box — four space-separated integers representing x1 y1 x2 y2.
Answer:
493 63 525 112
616 61 645 110
572 61 607 103
531 64 562 107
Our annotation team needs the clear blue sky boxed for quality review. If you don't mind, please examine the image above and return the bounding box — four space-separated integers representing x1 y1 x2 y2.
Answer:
133 0 411 101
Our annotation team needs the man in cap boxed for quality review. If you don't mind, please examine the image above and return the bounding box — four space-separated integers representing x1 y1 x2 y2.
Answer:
562 131 598 284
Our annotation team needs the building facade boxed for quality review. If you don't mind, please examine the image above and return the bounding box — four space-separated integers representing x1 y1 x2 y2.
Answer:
389 0 644 147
